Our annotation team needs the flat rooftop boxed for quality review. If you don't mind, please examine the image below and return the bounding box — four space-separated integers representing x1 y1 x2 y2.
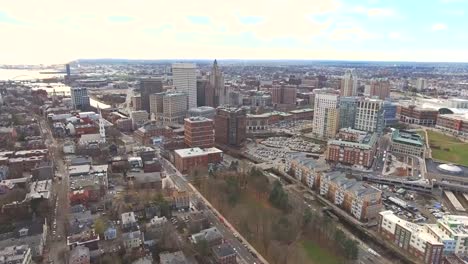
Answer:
174 147 222 158
392 129 424 147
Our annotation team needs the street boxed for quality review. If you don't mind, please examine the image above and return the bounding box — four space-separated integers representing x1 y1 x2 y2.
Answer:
161 158 266 264
39 118 70 263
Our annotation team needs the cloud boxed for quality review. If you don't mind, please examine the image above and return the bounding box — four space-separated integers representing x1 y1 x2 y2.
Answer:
328 27 378 41
388 32 401 39
351 6 395 17
366 8 395 17
431 23 448 31
187 16 211 25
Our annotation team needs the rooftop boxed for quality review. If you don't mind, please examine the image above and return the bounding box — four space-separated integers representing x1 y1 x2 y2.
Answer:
212 243 236 258
391 129 424 147
174 147 222 158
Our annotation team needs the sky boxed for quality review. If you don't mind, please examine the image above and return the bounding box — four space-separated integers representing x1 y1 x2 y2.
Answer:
0 0 467 64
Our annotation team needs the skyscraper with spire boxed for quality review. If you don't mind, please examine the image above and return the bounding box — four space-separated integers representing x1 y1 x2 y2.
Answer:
209 60 228 107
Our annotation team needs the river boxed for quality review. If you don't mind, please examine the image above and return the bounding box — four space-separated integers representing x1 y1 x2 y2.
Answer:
0 69 111 109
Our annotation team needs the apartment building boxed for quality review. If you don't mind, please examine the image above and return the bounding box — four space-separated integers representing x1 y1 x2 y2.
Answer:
327 128 378 168
354 98 384 133
378 211 444 264
320 171 382 222
284 152 329 189
312 93 339 138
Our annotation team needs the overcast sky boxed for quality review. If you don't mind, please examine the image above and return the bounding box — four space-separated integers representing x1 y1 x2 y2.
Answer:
1 0 467 64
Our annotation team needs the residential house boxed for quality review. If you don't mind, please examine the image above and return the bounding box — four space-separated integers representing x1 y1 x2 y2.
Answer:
69 246 90 264
212 243 237 264
122 231 143 249
121 212 138 231
191 227 223 247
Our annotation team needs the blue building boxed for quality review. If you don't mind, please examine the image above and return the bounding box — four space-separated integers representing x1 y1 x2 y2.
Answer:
383 101 398 126
339 96 359 129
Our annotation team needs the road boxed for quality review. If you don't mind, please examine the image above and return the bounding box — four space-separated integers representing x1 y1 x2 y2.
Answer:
39 118 70 263
373 133 392 173
161 158 267 264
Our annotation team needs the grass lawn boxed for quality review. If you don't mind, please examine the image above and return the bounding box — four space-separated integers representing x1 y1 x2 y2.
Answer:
302 240 342 264
425 130 468 166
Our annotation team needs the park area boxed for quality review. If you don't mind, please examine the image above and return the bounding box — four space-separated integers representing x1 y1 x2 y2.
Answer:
424 130 468 166
194 165 353 264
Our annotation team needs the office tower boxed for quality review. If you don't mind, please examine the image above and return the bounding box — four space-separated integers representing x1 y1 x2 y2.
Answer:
368 79 391 100
416 78 427 91
354 98 384 133
214 107 247 147
271 85 297 105
131 95 142 111
196 79 209 107
150 92 188 124
70 87 90 110
228 90 242 106
338 96 359 129
149 93 164 117
188 106 216 119
312 93 339 138
161 92 188 124
130 110 149 129
66 64 71 76
209 60 228 107
184 117 214 148
172 63 197 109
340 70 358 97
383 101 398 126
140 77 163 112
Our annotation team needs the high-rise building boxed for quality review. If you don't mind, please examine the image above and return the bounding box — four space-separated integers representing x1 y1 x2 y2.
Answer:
354 98 384 133
149 93 164 118
271 85 297 105
382 101 398 126
368 79 391 100
196 79 209 107
209 60 228 107
312 93 339 138
214 107 247 147
184 117 214 148
130 110 149 129
70 87 90 110
140 78 163 112
131 95 142 111
416 78 427 91
340 70 358 97
338 96 359 129
150 92 188 124
172 63 197 109
162 92 188 124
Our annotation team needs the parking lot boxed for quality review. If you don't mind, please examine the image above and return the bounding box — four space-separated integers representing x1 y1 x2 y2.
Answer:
260 136 321 153
270 120 313 134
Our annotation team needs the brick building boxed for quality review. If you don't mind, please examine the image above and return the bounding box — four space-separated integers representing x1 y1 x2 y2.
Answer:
436 114 468 138
184 117 214 148
214 107 247 147
174 147 223 174
397 105 438 126
326 128 378 168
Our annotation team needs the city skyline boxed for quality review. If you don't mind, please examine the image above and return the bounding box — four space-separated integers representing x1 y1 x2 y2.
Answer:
1 0 468 64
